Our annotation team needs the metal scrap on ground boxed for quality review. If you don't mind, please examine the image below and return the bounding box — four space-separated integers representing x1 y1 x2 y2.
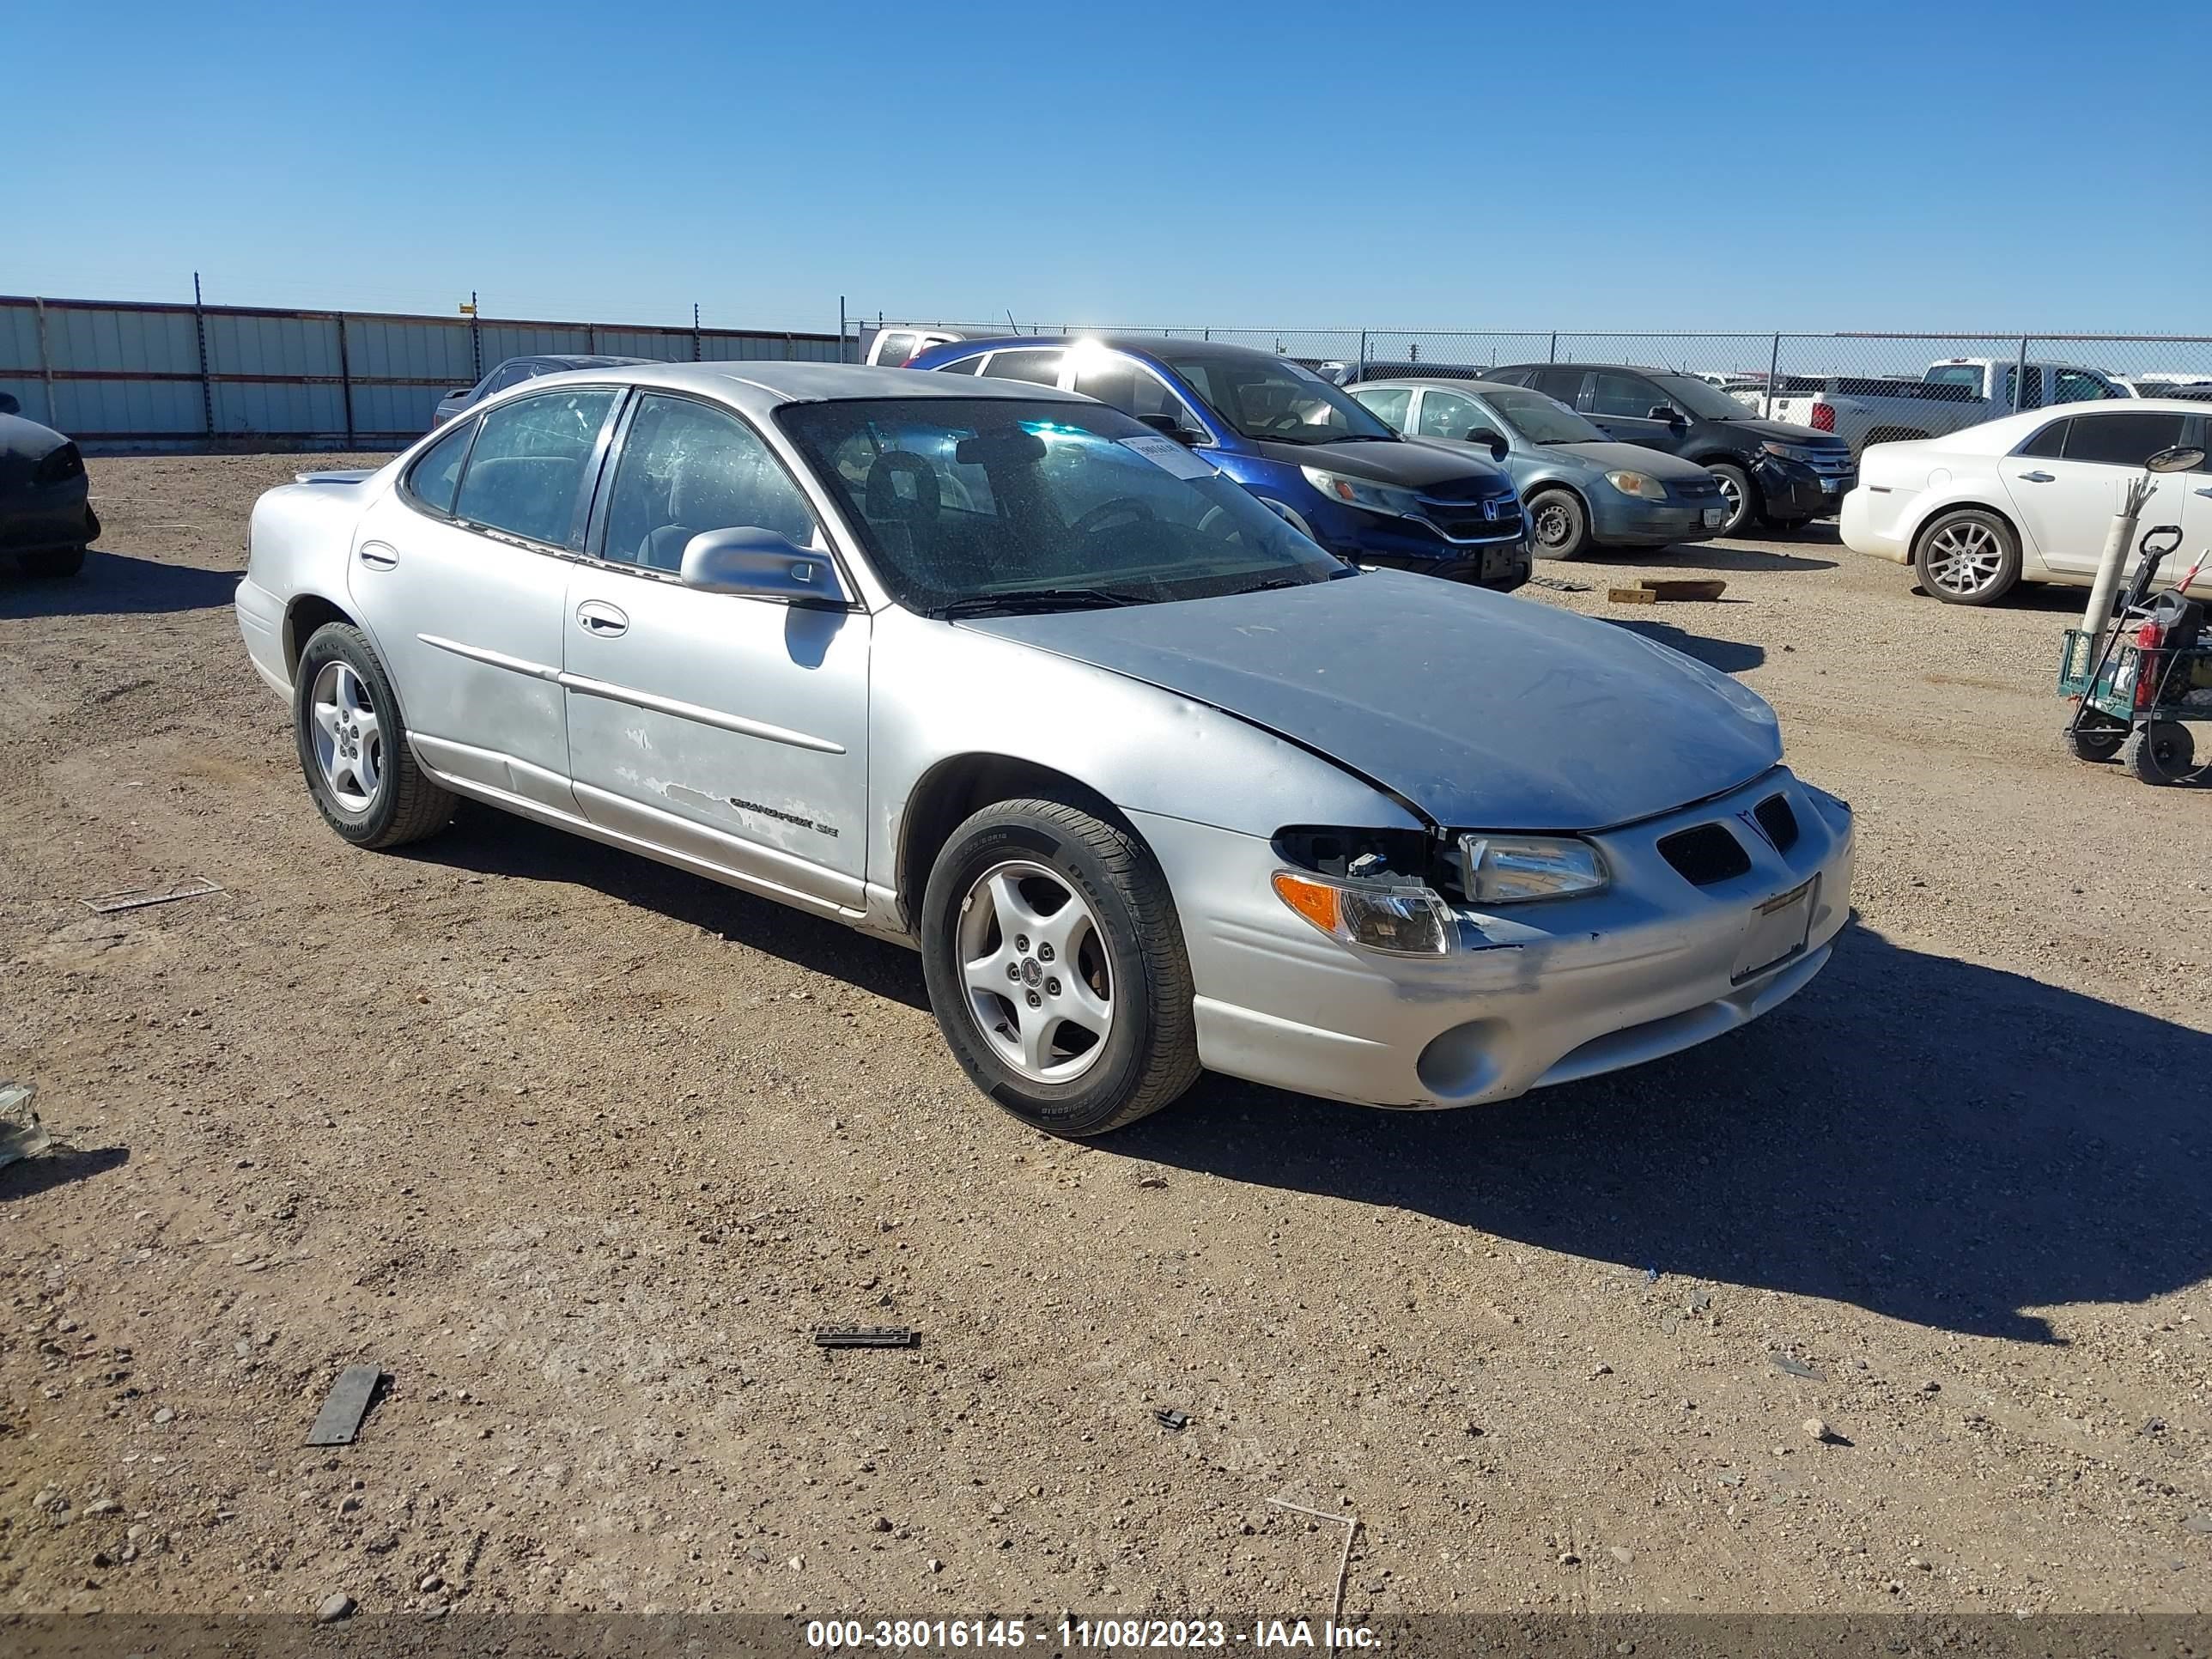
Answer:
1771 1354 1826 1381
305 1364 386 1446
0 1082 50 1169
1267 1495 1361 1648
811 1326 920 1349
1608 579 1729 604
81 877 224 915
1154 1408 1190 1431
1524 574 1591 592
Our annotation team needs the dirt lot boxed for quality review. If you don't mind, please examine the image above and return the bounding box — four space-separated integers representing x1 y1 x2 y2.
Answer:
3 453 2209 1626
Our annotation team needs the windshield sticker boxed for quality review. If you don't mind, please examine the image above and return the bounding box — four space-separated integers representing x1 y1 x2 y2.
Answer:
1119 434 1218 480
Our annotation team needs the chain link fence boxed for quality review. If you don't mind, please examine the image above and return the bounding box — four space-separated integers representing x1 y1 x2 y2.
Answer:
848 314 2212 454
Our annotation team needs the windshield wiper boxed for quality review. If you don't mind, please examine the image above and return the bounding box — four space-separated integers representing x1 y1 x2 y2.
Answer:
1322 432 1397 443
936 586 1145 618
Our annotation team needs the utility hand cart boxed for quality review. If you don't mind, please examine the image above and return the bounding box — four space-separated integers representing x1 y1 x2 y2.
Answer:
2057 620 2212 784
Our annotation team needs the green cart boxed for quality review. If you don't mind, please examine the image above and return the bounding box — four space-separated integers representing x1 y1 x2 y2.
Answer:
2057 624 2212 784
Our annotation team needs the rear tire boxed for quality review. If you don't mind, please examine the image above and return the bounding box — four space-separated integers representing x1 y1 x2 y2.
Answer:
2119 721 2196 785
1706 463 1756 537
2061 716 2127 763
1912 508 2021 605
1525 488 1591 559
17 545 85 578
921 798 1200 1137
293 622 456 848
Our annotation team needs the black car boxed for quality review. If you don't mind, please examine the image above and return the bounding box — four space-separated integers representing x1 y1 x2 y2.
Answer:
1485 363 1855 535
429 355 655 429
0 393 97 579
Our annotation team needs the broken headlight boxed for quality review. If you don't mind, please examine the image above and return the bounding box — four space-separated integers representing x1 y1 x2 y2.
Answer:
1456 835 1608 903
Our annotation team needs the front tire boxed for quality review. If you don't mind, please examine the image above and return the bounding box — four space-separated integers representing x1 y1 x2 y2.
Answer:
1525 488 1591 559
1706 463 1756 538
1913 508 2020 605
293 622 455 848
921 798 1200 1137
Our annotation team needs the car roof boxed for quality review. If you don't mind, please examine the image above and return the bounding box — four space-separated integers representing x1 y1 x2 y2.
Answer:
920 333 1292 368
514 359 1089 411
1909 397 2212 452
510 354 656 369
1352 376 1520 394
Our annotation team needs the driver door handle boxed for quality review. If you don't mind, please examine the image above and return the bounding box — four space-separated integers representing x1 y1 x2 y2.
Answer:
357 543 398 569
576 600 629 638
2015 471 2055 483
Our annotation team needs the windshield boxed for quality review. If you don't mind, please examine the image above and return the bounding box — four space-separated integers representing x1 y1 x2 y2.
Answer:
1481 386 1607 446
1151 349 1399 445
775 398 1346 615
1650 374 1754 422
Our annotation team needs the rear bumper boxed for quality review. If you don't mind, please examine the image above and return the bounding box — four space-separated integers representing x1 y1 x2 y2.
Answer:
235 576 292 694
1136 771 1854 1110
1838 487 1912 564
0 482 94 556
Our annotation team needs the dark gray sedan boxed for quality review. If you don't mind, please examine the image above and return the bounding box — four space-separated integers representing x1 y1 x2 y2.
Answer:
1352 378 1729 558
429 355 654 429
0 394 97 578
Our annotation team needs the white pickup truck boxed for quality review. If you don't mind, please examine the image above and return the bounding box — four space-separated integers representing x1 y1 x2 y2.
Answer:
1763 358 2130 455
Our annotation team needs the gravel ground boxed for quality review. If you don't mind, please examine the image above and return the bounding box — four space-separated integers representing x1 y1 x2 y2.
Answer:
2 453 2209 1625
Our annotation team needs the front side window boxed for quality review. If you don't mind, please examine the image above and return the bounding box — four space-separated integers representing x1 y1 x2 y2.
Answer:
1150 349 1395 446
1352 386 1411 430
2053 369 2116 404
2062 411 2187 467
451 388 617 547
978 349 1064 387
777 397 1344 614
1531 367 1584 402
487 360 539 395
1414 389 1486 441
600 393 819 570
405 417 476 515
1068 352 1208 435
1587 372 1662 418
1480 386 1607 446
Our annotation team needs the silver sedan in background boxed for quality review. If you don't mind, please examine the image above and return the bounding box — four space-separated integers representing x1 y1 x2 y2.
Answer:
1351 378 1731 558
235 363 1851 1136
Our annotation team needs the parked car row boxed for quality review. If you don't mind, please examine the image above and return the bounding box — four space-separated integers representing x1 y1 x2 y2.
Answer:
235 359 1854 1136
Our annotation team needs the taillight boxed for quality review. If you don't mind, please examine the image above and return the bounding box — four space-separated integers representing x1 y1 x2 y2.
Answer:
1809 401 1836 432
32 441 84 485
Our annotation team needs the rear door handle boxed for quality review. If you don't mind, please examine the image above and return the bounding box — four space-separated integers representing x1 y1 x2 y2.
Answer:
357 543 398 569
2015 471 2055 483
576 599 629 638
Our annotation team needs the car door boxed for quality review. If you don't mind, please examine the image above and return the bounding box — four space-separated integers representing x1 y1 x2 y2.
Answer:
1581 370 1686 453
2002 408 2191 574
561 390 872 912
1411 386 1490 446
346 386 617 812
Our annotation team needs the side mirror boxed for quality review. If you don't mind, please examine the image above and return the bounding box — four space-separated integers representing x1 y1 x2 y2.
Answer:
2145 445 2207 473
1137 412 1199 446
680 526 849 605
1464 425 1510 463
1648 404 1686 425
0 392 19 416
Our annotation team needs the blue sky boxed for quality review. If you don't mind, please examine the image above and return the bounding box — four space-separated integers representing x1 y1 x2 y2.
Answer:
8 0 2203 335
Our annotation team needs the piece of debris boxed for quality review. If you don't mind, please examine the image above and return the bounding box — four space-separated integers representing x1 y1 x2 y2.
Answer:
1771 1355 1825 1382
80 877 223 915
1525 574 1591 592
812 1326 919 1349
316 1593 355 1624
1643 1266 1660 1284
0 1083 50 1169
1608 579 1729 605
1267 1495 1359 1634
1135 1175 1169 1189
1608 1546 1634 1565
305 1364 385 1446
1804 1418 1832 1443
2184 1515 2212 1536
1154 1408 1191 1431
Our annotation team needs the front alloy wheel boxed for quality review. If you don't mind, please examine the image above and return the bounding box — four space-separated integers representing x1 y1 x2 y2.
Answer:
957 860 1115 1082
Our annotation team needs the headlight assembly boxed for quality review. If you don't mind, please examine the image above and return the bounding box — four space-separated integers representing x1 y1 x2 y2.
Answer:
1300 466 1423 519
1456 835 1609 902
1272 870 1453 956
1604 470 1667 499
1760 441 1821 465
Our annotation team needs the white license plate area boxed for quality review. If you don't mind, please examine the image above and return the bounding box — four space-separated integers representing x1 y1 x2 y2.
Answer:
1702 507 1726 527
1732 877 1816 982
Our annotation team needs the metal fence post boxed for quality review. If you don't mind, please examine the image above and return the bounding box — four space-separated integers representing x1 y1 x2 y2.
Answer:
1547 331 1558 364
336 312 355 448
1358 328 1368 378
1765 332 1782 419
2013 334 2031 412
191 271 216 438
839 295 848 363
470 291 482 381
33 296 54 426
693 303 702 362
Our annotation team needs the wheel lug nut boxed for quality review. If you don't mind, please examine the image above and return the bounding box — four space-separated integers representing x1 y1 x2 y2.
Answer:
1037 943 1054 963
1024 989 1042 1008
1014 934 1029 953
1006 963 1020 981
1044 977 1060 996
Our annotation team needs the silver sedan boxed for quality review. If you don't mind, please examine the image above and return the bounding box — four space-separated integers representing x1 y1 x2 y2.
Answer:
236 363 1852 1136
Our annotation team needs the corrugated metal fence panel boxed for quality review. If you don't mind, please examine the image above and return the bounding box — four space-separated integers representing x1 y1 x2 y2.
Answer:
594 327 692 360
58 378 207 436
478 324 592 361
214 379 346 437
697 332 845 363
0 303 42 375
351 381 443 438
345 315 475 383
205 310 342 379
0 377 53 425
49 304 202 374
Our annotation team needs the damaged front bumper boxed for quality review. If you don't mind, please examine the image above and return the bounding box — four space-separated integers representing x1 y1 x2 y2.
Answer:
1136 769 1852 1109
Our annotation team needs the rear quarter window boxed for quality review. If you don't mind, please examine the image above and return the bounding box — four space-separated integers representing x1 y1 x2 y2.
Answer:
404 418 477 515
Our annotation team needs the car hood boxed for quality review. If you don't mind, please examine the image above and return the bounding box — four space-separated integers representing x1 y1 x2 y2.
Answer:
0 411 69 460
959 570 1782 830
1540 441 1723 479
1725 415 1847 447
1247 435 1512 491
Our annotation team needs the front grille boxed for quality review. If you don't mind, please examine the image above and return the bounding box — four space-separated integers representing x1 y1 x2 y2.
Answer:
1752 793 1799 853
1419 495 1523 544
1674 474 1723 498
1656 823 1750 886
1802 448 1854 479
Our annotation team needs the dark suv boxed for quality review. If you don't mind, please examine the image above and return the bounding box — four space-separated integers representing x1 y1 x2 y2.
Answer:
1485 363 1854 535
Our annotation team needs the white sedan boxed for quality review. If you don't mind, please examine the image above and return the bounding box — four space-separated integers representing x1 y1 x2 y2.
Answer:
1840 399 2212 605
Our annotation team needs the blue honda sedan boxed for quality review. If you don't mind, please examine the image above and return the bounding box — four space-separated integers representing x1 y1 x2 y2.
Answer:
906 334 1530 590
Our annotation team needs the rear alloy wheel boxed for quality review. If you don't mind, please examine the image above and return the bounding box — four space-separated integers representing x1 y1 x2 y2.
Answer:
294 622 456 848
1526 488 1591 559
921 798 1199 1137
1913 509 2020 605
1706 463 1756 538
2119 721 2197 786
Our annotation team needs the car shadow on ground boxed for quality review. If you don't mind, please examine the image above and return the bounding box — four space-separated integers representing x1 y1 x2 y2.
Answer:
1115 920 2212 1346
1630 542 1841 574
0 550 238 620
1911 580 2094 615
1601 618 1765 674
1 1145 130 1204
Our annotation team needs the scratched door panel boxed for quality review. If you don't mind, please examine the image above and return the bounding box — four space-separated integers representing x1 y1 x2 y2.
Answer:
560 563 872 909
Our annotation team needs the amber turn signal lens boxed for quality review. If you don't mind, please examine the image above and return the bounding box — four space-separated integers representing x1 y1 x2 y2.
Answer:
1272 871 1342 934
